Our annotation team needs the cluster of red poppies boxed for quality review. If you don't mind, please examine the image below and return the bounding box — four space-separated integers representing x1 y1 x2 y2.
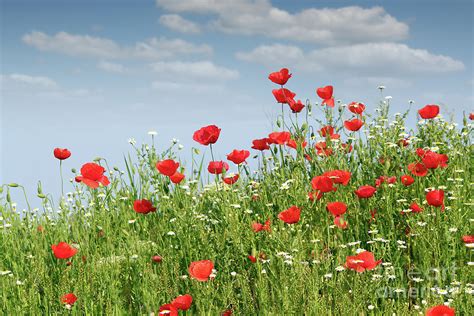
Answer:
47 66 472 315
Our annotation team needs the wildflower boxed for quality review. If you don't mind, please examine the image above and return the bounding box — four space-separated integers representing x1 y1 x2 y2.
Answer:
326 202 347 217
348 102 366 115
334 216 348 229
252 138 270 151
272 88 296 104
133 199 156 214
345 251 382 272
188 260 214 282
208 161 229 175
51 242 77 259
227 149 250 165
159 303 178 316
278 206 301 224
156 159 180 177
223 173 240 185
316 85 334 107
53 148 71 160
268 68 292 85
268 131 291 145
61 293 77 306
75 163 110 188
354 185 376 198
426 190 445 208
193 125 221 146
408 162 428 177
170 172 185 184
152 255 162 263
401 175 415 186
311 175 337 193
418 105 440 119
171 294 193 311
252 219 271 233
425 305 454 316
344 118 364 131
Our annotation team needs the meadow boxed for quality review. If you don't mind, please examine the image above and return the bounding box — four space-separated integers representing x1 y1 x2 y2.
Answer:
1 69 472 315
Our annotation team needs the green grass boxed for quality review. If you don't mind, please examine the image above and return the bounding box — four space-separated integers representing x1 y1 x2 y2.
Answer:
1 99 473 315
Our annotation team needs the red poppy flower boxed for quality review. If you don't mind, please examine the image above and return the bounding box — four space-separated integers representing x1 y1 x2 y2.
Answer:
171 294 193 311
75 163 110 189
252 218 271 233
193 125 221 146
133 199 156 214
421 151 448 169
268 131 291 145
170 172 185 184
344 118 364 131
208 161 229 175
272 88 296 104
354 185 376 198
288 99 305 113
418 104 439 119
286 139 307 149
315 141 333 156
268 68 292 85
462 235 474 243
223 173 239 185
322 97 335 107
227 149 250 165
401 175 415 186
54 148 71 160
188 260 214 282
408 162 428 177
323 170 351 186
334 216 348 229
316 85 333 100
51 242 78 259
426 190 444 207
61 293 77 305
308 191 324 201
470 112 474 120
248 255 257 263
345 251 381 272
319 125 339 139
278 206 301 224
159 303 178 316
156 159 180 177
410 202 423 213
425 305 455 316
221 309 233 316
348 102 366 115
311 175 337 193
252 138 270 151
326 202 347 217
152 255 162 263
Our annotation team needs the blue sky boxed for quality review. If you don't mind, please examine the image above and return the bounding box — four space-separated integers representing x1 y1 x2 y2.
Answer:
1 0 473 208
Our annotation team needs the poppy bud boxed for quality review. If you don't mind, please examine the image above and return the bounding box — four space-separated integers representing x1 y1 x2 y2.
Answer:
37 194 46 199
8 183 19 187
37 182 43 194
71 168 77 173
276 119 281 128
152 255 162 263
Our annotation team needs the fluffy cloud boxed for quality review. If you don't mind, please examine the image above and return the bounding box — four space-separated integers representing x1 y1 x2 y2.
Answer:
159 14 201 33
236 43 465 75
150 61 239 80
156 0 409 45
23 31 212 59
1 73 58 89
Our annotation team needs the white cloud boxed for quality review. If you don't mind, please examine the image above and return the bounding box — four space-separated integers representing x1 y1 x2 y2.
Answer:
159 14 201 33
236 43 465 75
151 61 239 80
97 61 127 73
156 0 409 45
22 31 212 60
1 73 58 89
